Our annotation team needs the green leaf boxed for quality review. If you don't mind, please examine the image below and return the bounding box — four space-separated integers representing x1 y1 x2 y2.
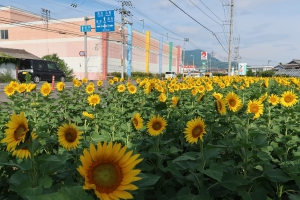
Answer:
26 192 69 200
176 187 197 200
172 152 200 162
203 162 223 182
22 186 43 197
221 173 250 191
257 151 271 163
288 193 300 200
8 170 30 186
38 176 53 189
135 173 160 190
58 186 94 200
264 168 292 183
0 151 8 163
169 146 183 154
204 148 220 161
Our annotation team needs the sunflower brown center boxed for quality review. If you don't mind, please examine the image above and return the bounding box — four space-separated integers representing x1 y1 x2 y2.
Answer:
250 105 258 113
152 121 162 131
284 96 292 103
65 128 77 142
229 99 236 107
92 98 98 103
92 162 122 193
133 118 138 126
14 125 26 140
192 126 203 138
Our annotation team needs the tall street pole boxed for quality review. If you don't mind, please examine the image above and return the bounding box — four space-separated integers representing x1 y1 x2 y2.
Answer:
227 0 234 76
84 17 88 79
182 38 189 75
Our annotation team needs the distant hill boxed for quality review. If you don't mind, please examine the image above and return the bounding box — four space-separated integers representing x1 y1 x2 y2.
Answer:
183 49 238 70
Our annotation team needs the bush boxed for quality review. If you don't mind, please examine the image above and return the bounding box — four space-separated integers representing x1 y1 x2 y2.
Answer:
258 70 275 77
0 68 15 83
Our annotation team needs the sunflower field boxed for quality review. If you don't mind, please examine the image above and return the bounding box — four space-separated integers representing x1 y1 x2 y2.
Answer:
1 76 300 200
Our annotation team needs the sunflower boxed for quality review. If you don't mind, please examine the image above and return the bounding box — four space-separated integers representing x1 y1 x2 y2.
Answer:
83 111 95 119
247 99 264 119
88 94 101 107
158 93 167 102
128 85 137 94
213 92 223 100
136 78 141 83
77 142 143 200
216 98 227 115
225 92 243 112
191 88 198 96
197 85 205 93
132 113 143 130
1 112 29 152
280 91 298 107
183 117 206 144
9 81 19 89
97 80 103 87
117 84 126 93
109 79 114 85
56 82 65 91
26 83 36 92
73 79 82 87
40 82 52 97
146 115 167 136
86 84 95 94
197 93 205 102
171 96 180 108
12 133 38 159
205 84 213 91
82 78 88 84
4 84 15 96
113 77 119 82
17 83 27 93
120 77 124 82
268 94 279 106
259 92 268 103
57 123 82 150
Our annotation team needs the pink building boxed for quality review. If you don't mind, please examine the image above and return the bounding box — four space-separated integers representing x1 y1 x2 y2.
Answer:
0 6 182 80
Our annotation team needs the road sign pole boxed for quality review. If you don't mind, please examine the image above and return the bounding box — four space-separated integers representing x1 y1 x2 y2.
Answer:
84 17 88 79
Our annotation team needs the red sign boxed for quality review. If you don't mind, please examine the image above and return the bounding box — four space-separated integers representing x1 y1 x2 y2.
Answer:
201 51 207 60
79 51 85 56
182 65 195 69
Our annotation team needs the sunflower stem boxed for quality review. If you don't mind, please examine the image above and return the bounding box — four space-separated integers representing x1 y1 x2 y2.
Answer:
84 119 87 141
200 141 204 190
29 132 37 187
243 117 250 179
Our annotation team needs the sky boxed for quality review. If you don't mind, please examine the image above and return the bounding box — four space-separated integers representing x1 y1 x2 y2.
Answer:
1 0 300 67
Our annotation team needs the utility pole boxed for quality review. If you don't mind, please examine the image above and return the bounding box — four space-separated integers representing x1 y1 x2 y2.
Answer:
41 8 50 54
84 17 89 79
118 1 132 79
210 51 214 77
234 35 240 74
182 38 189 75
227 0 234 76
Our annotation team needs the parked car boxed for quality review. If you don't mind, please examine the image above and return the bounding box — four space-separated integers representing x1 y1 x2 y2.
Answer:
18 59 66 83
165 71 176 79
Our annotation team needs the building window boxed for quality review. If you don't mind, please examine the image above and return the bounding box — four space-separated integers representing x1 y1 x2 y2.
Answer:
1 30 8 39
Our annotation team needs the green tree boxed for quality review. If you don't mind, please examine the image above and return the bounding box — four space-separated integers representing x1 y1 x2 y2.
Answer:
42 53 75 81
246 69 255 76
258 70 275 77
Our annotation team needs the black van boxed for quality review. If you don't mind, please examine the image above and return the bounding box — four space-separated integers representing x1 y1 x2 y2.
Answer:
18 59 66 83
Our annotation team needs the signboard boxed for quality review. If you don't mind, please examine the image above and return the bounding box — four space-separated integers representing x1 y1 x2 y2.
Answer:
201 51 207 60
79 51 85 56
238 63 247 75
95 10 115 32
80 25 91 32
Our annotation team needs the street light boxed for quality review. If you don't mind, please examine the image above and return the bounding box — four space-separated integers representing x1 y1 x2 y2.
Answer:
268 60 271 67
139 19 144 33
191 55 194 67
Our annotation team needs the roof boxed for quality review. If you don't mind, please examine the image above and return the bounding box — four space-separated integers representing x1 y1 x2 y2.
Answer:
0 47 40 60
247 66 274 69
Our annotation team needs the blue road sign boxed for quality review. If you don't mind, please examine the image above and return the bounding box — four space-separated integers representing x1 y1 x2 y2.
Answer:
80 25 91 32
95 10 115 32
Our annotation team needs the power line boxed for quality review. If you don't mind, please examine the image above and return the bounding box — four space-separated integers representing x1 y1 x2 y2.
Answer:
188 0 222 26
